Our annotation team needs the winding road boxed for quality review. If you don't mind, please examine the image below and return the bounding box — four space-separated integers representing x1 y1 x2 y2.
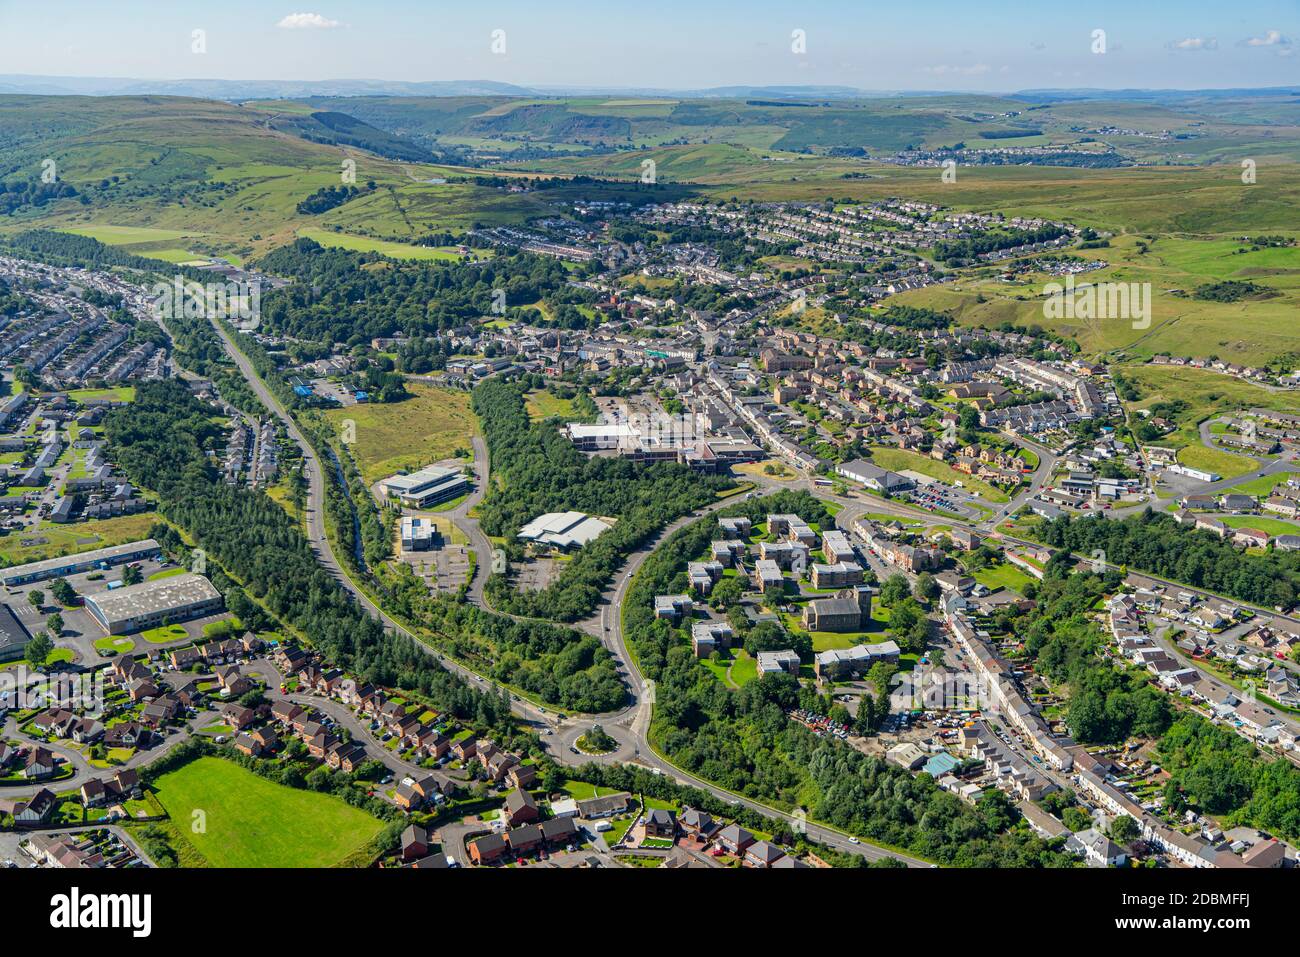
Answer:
209 322 934 864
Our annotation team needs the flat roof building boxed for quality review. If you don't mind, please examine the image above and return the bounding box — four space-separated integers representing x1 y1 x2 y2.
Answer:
517 511 612 549
0 603 32 663
1 539 161 587
400 516 439 553
377 465 471 509
84 573 224 635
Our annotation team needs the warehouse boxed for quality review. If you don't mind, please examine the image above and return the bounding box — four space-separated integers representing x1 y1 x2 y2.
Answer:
0 603 32 663
836 459 914 493
83 573 224 635
1 539 161 587
377 464 471 509
516 511 612 550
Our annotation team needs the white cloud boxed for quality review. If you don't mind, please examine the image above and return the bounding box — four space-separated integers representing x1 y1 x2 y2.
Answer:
277 12 341 30
1169 37 1217 51
1244 29 1288 46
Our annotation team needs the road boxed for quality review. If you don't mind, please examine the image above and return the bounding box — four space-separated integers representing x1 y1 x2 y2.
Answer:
210 323 932 864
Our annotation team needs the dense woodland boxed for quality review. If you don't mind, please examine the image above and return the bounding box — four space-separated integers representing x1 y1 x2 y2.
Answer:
1033 509 1300 610
255 239 575 345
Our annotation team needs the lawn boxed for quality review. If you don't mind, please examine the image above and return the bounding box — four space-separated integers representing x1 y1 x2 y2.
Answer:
322 382 478 486
296 227 492 262
1219 514 1300 536
93 635 136 655
971 562 1037 595
151 756 384 867
524 390 584 421
141 624 188 644
1231 472 1300 497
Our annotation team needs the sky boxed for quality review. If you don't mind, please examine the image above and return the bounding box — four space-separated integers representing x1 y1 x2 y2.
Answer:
0 0 1296 91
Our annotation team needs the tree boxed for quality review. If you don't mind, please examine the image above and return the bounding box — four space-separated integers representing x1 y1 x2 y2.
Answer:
122 564 143 586
1062 806 1092 832
49 577 76 606
27 589 44 612
914 572 939 603
879 574 911 607
25 631 53 668
1109 814 1140 845
46 612 64 636
709 576 744 610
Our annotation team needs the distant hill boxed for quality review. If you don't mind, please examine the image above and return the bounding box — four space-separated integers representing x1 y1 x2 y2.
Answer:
0 75 535 100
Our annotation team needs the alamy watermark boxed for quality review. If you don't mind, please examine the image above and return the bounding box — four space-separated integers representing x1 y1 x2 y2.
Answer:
1042 273 1151 329
0 666 106 716
151 275 261 330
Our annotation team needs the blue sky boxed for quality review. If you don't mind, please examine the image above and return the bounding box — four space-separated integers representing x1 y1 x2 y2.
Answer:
0 0 1295 90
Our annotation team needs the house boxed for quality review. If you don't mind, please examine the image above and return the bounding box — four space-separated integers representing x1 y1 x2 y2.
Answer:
270 700 303 726
678 807 718 840
576 792 630 819
540 815 578 847
506 823 544 857
450 737 477 763
325 741 368 773
469 832 508 865
744 840 787 868
221 704 255 731
503 788 540 827
140 696 181 728
79 769 141 808
104 721 154 750
1066 827 1127 868
11 787 57 825
643 808 676 839
24 746 57 779
717 824 755 855
234 733 268 757
401 824 433 862
507 763 538 790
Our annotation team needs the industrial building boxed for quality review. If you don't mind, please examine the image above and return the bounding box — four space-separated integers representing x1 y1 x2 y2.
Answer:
517 511 612 550
83 573 224 635
0 603 32 663
377 464 471 509
836 459 915 493
400 516 440 553
1 539 161 587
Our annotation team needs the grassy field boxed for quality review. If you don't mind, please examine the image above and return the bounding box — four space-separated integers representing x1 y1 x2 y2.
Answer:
1219 514 1300 536
1176 443 1257 480
891 232 1300 364
972 562 1037 594
152 756 384 868
524 390 580 421
863 446 1010 503
1231 472 1300 497
296 227 490 262
0 513 157 568
321 383 478 486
